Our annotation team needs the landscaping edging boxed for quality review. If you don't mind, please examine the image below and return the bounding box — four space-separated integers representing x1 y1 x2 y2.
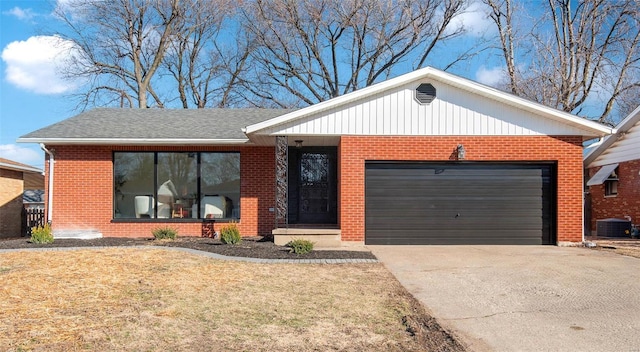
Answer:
0 246 379 264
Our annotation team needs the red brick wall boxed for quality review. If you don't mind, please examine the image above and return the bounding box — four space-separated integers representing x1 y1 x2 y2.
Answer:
44 145 275 238
339 136 584 244
44 136 585 243
588 160 640 231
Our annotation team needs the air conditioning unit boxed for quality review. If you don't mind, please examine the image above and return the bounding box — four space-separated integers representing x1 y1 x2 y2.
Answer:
596 218 632 237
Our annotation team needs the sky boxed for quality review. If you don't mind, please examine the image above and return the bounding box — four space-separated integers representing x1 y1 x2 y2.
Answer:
1 0 77 169
0 0 504 170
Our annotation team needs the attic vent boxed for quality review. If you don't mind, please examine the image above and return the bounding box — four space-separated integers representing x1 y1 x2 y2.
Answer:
416 83 436 104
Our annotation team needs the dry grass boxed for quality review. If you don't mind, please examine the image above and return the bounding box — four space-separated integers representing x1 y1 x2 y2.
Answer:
591 239 640 259
0 248 461 351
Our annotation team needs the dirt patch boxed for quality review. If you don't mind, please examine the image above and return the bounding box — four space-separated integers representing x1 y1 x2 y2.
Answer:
0 248 465 351
401 294 466 351
0 236 376 260
587 238 640 259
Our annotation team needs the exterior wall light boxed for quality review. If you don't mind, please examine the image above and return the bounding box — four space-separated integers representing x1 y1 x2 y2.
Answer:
295 140 303 148
456 144 466 160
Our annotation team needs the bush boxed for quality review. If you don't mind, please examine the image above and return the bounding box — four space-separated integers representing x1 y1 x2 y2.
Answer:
152 226 177 240
220 223 241 245
30 223 54 244
286 238 315 255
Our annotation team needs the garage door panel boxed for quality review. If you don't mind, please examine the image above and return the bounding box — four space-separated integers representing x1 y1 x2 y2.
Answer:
366 199 543 215
365 235 543 245
366 189 544 198
366 198 543 209
366 226 546 244
365 162 554 245
368 224 544 233
366 175 543 182
367 217 544 230
367 213 543 222
366 227 545 245
366 182 544 196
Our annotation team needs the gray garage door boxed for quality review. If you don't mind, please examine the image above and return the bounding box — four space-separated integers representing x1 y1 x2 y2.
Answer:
365 162 555 245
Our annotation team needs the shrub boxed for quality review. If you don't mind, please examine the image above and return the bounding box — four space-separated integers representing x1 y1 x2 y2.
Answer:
286 238 315 255
30 223 54 244
152 226 177 240
220 223 241 245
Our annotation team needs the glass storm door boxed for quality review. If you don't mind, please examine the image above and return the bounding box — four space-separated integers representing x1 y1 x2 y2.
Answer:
297 150 336 224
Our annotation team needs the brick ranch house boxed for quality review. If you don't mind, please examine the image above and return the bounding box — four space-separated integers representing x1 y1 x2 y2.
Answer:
584 105 640 236
18 67 612 246
0 158 43 238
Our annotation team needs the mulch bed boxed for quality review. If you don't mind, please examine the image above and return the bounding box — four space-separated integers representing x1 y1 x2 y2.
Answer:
0 236 377 260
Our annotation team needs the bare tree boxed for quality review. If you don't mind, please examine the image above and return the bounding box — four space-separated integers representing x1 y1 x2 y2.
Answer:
55 0 184 108
611 69 640 120
238 0 467 107
483 0 518 94
484 0 640 123
163 1 251 108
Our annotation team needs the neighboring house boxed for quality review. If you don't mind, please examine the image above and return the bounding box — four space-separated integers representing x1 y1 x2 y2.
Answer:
584 105 640 235
0 158 43 238
17 67 612 245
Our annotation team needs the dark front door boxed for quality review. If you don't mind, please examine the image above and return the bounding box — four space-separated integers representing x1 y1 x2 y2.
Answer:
288 147 337 224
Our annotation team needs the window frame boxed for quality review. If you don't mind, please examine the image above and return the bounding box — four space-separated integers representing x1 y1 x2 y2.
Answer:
112 151 241 222
604 179 619 197
604 167 619 197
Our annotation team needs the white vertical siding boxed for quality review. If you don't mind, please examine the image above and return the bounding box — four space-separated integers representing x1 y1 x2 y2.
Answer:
261 80 597 136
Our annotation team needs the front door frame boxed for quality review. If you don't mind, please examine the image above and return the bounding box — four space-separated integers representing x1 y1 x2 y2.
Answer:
287 146 338 224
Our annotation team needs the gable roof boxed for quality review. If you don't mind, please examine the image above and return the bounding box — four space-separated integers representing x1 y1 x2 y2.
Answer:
244 66 612 138
584 105 640 168
17 108 293 145
0 157 42 174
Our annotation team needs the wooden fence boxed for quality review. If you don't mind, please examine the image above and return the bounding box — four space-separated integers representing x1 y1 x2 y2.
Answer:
22 207 45 237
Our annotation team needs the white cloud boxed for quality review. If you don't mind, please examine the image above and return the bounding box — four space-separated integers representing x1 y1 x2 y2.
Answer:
1 35 81 94
0 145 44 168
450 1 496 37
475 65 507 87
2 6 35 21
56 0 82 10
54 0 92 21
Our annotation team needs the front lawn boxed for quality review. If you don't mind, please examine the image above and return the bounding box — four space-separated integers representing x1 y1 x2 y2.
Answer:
0 248 463 351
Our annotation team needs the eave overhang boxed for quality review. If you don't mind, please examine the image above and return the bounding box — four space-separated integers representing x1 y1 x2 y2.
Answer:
0 162 42 173
16 138 251 146
584 104 640 167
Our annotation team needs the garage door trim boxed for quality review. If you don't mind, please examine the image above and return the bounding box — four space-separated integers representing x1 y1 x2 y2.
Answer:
364 161 557 245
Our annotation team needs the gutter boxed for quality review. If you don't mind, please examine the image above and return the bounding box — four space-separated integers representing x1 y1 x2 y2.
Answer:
40 143 54 224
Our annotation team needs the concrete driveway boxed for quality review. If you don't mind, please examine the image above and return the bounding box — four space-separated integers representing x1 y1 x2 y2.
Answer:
369 245 640 352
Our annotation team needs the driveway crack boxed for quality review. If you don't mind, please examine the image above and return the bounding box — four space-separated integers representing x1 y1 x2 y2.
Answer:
446 309 551 321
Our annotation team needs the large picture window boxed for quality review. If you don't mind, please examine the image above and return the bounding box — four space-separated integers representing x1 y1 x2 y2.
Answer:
114 152 240 220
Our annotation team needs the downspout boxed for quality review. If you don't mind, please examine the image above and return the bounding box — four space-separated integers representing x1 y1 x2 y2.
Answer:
40 143 54 223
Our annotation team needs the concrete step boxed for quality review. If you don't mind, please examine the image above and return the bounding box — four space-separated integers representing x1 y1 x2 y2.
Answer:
272 228 341 247
54 230 103 240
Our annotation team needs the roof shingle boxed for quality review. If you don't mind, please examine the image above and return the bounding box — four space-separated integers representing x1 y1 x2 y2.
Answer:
19 108 294 141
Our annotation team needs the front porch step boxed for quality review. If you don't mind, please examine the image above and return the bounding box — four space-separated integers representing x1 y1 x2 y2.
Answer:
54 230 103 239
272 228 341 247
